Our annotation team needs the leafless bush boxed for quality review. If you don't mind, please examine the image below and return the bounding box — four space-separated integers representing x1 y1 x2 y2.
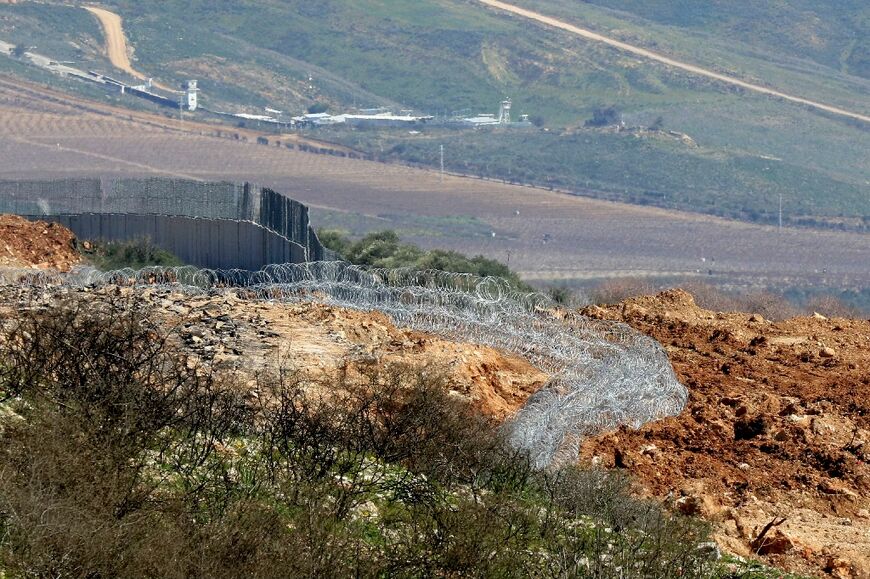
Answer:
587 278 661 305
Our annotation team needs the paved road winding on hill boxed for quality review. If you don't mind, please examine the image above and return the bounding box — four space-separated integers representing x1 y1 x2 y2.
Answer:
84 6 175 92
479 0 870 124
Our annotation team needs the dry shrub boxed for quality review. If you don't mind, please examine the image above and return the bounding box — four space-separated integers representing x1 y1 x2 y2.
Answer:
802 294 861 319
587 278 661 305
0 296 717 578
682 282 800 320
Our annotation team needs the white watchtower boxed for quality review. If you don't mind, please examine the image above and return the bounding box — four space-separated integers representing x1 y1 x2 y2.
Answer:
184 80 199 111
498 98 512 124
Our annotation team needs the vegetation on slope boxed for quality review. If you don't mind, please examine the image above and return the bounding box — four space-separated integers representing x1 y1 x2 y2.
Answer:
320 229 528 288
539 0 870 80
0 296 729 577
323 127 870 227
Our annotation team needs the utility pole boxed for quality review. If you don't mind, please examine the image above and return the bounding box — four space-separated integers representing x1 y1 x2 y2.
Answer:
440 144 445 182
778 193 783 231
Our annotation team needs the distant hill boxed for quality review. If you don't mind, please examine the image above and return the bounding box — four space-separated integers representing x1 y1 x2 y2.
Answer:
558 0 870 79
1 0 867 227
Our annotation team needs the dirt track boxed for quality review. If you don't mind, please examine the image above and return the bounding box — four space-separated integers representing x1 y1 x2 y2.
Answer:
84 6 176 92
479 0 870 125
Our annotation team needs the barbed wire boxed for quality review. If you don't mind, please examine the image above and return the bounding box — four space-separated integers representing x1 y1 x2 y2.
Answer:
1 262 687 468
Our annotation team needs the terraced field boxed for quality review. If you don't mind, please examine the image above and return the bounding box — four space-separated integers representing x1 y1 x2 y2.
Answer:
1 79 867 292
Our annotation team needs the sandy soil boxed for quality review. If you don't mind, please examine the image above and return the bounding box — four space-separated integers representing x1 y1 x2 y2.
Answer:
83 6 177 93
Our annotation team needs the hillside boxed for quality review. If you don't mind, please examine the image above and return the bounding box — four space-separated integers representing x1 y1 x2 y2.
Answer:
0 1 867 228
541 0 870 80
0 78 867 300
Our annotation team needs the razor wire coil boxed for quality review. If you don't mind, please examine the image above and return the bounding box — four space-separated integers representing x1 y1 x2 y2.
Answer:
0 262 687 468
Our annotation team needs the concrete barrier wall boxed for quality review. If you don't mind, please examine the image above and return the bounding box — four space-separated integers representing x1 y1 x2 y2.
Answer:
0 178 334 267
34 214 306 271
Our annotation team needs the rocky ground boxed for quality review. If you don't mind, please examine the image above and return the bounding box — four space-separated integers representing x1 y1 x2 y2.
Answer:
580 290 870 578
0 215 80 271
0 284 546 420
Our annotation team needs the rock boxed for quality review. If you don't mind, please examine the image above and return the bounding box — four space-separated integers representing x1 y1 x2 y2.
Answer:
813 312 829 321
640 444 659 457
755 529 794 555
734 415 768 440
749 314 765 323
675 495 702 516
697 541 722 560
169 304 189 315
819 480 859 499
819 347 836 358
772 429 789 442
737 462 750 471
824 555 853 579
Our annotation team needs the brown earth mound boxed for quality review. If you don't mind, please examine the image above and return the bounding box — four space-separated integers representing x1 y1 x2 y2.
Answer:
581 289 870 578
0 215 80 271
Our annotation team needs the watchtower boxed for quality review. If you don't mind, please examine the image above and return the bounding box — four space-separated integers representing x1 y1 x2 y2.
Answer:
498 98 512 124
184 80 199 111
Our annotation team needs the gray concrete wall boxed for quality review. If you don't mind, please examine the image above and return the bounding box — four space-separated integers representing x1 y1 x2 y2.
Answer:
0 178 333 268
33 214 305 271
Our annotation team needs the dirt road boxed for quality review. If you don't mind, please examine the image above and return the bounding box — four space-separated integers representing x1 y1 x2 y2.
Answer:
478 0 870 124
84 6 176 93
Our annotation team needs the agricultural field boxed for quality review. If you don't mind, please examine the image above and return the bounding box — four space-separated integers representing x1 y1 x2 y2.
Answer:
0 79 867 296
0 1 867 228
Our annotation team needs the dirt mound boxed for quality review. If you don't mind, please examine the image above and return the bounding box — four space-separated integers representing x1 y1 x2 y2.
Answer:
0 215 80 271
581 289 870 577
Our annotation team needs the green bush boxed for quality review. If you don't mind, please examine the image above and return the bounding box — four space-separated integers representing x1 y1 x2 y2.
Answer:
320 229 529 289
81 237 183 270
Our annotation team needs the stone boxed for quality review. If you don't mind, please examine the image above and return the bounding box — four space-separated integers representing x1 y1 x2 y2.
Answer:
675 495 702 516
640 444 659 457
755 529 794 555
169 304 190 315
812 312 829 321
749 314 764 323
824 555 853 579
819 347 836 358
